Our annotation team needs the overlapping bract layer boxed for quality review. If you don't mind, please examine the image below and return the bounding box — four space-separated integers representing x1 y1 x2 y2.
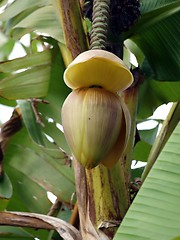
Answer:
61 50 133 168
62 88 125 168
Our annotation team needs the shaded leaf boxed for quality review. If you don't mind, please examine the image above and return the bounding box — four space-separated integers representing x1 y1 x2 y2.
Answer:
0 226 34 239
42 117 71 155
17 100 45 145
133 141 151 162
6 165 51 214
128 0 180 81
38 44 71 124
0 173 12 210
131 166 145 181
4 126 75 204
139 125 159 145
138 78 180 118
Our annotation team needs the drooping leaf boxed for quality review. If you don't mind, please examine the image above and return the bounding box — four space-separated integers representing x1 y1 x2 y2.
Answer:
13 6 64 42
0 50 51 100
0 0 51 20
0 66 50 99
114 123 180 240
4 126 75 204
0 50 51 72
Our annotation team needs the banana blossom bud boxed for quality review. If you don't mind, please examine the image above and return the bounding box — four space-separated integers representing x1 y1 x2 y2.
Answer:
62 50 133 168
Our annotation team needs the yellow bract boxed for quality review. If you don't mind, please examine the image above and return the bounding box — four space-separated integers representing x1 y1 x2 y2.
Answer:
64 50 133 93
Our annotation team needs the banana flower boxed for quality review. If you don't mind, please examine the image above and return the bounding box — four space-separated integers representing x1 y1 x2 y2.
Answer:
62 50 133 169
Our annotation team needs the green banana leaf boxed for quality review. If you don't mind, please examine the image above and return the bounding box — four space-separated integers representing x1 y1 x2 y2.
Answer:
129 0 180 81
114 122 180 240
126 0 180 118
133 125 159 162
0 50 51 99
0 226 35 239
4 125 75 205
0 173 12 211
0 0 64 42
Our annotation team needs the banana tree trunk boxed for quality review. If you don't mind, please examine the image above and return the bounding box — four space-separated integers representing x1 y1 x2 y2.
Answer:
74 159 130 239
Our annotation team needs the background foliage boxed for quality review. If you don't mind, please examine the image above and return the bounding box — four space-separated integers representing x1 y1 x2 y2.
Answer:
0 0 179 239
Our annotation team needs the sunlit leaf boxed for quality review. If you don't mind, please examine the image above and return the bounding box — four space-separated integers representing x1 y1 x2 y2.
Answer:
114 123 180 240
0 66 50 99
0 50 51 72
0 50 51 100
0 0 51 20
13 6 64 42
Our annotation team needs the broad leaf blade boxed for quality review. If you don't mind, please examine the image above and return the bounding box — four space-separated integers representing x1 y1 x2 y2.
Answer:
138 78 180 119
6 165 51 214
0 50 51 100
128 0 180 81
0 50 51 72
133 141 151 162
114 123 180 240
13 6 64 42
4 126 75 204
0 0 51 20
0 66 50 99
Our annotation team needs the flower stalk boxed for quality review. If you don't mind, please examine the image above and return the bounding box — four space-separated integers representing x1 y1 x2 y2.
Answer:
90 0 110 50
57 0 134 238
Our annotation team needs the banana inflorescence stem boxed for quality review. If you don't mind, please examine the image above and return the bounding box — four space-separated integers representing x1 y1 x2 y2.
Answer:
90 0 110 50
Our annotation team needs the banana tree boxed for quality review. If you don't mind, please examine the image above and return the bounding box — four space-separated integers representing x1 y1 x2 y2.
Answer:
0 0 180 239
